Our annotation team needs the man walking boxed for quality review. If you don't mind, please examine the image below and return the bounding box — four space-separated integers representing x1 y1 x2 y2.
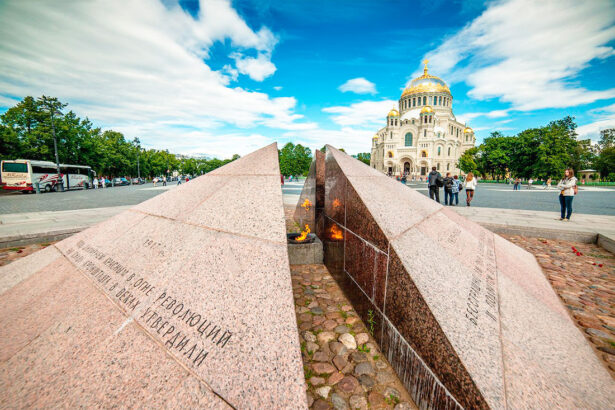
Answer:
428 166 443 203
443 172 454 205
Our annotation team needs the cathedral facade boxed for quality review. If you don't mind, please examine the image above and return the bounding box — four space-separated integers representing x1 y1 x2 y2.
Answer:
370 61 475 177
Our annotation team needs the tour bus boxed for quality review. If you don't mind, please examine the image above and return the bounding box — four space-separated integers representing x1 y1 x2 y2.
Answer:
1 159 95 193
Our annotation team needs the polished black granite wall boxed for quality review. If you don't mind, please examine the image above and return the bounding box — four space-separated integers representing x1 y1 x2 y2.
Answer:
316 149 479 410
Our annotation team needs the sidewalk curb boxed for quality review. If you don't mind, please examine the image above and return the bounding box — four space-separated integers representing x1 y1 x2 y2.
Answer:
0 227 86 249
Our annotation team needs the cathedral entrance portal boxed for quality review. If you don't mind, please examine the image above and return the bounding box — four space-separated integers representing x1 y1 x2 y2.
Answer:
404 162 410 174
420 166 426 176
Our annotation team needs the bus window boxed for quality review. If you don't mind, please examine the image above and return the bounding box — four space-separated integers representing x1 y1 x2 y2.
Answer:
2 162 27 173
32 165 57 174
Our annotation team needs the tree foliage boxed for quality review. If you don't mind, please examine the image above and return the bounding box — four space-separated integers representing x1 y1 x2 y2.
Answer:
0 96 238 178
279 142 312 176
459 117 606 179
354 152 370 165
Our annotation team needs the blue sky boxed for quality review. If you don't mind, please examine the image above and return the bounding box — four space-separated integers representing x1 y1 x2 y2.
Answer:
1 0 614 158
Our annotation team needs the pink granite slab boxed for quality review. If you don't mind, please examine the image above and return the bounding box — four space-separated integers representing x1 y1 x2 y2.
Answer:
494 234 615 408
208 143 279 176
183 175 287 243
0 244 61 295
0 143 307 408
390 227 505 409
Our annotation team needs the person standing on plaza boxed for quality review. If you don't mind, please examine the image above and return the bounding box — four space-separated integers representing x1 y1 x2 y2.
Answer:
451 175 461 206
557 169 577 221
427 166 443 203
544 177 552 190
527 177 533 190
465 172 477 206
443 172 454 205
92 176 98 189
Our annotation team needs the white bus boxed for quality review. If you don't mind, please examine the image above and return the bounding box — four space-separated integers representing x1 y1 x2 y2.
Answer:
1 159 95 193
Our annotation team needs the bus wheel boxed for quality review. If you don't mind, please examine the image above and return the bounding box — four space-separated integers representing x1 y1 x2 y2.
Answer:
44 184 52 193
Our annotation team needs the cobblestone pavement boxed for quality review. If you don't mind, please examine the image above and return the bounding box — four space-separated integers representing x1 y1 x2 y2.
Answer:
291 264 416 410
502 235 615 378
0 242 54 266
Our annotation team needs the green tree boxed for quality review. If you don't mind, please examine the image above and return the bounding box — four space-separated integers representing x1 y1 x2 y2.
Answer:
598 128 615 149
459 147 479 174
354 152 371 165
279 143 312 176
596 147 615 180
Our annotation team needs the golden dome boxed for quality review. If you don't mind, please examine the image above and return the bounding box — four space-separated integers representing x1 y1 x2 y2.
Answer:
420 105 433 114
372 134 379 139
401 60 450 97
464 126 473 133
387 109 399 117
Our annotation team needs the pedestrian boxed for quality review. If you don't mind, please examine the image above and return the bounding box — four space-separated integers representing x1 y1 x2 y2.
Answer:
177 176 182 185
153 177 158 187
163 176 167 186
513 177 520 190
401 173 407 185
557 168 577 221
92 176 98 189
527 178 533 190
427 166 443 203
186 176 190 182
280 174 284 185
451 175 461 206
443 172 454 205
101 177 106 188
465 172 477 206
544 177 552 190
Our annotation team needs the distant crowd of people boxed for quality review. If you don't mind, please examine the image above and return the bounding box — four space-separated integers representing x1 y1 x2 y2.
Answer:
420 167 578 220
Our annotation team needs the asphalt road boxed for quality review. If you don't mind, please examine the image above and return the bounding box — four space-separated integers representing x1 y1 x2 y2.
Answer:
1 179 614 216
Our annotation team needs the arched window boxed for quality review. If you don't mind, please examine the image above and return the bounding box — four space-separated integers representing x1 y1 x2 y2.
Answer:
412 98 416 107
423 96 427 105
437 146 441 156
388 151 393 158
424 129 426 137
421 151 427 158
447 163 450 170
447 147 451 156
439 96 442 105
405 132 413 146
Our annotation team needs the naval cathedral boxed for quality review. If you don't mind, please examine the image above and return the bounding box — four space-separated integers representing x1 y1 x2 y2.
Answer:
370 61 475 178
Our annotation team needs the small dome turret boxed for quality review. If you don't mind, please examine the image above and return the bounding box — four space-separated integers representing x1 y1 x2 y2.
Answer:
387 109 399 117
420 105 434 114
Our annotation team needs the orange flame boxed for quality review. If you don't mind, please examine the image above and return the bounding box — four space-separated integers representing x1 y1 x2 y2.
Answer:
301 198 313 211
332 198 342 209
296 224 311 242
329 224 343 240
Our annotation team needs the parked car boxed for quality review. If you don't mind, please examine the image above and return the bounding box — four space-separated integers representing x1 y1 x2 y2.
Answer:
131 177 145 185
112 177 130 186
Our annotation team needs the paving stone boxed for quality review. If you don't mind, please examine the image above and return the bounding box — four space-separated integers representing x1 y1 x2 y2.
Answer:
374 359 388 370
303 331 317 343
368 391 385 408
311 306 325 315
313 399 332 410
306 341 320 353
345 316 360 325
307 393 315 407
341 363 355 374
341 305 352 311
587 328 613 340
304 288 315 296
311 376 326 386
394 403 414 410
323 319 338 330
331 393 349 410
358 374 375 388
328 372 344 385
316 386 332 399
333 355 348 371
313 362 336 375
350 352 368 363
355 333 369 345
330 341 348 356
313 351 330 362
354 362 376 377
337 376 359 393
339 333 357 350
335 325 350 334
349 394 369 410
313 316 325 326
384 387 401 400
375 370 394 384
318 331 337 344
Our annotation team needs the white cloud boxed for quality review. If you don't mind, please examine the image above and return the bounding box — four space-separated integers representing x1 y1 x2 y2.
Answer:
456 109 509 124
418 0 615 111
231 52 277 81
577 103 615 141
323 100 396 127
273 86 283 91
0 0 308 151
338 78 377 94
